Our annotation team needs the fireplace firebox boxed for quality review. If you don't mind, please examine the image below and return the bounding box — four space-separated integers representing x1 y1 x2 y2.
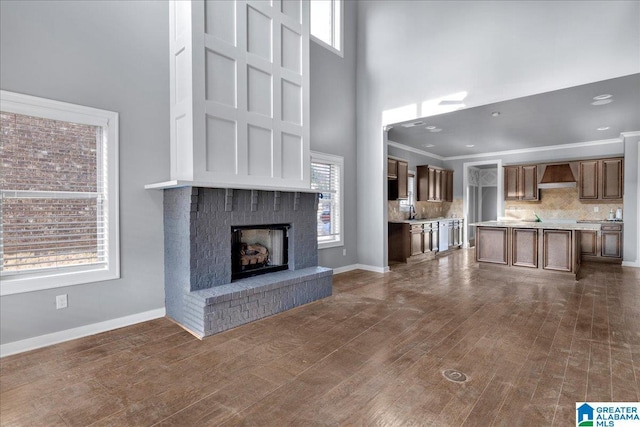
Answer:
231 224 290 280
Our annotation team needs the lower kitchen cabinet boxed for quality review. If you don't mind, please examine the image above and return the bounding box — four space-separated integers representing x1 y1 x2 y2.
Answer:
543 230 573 272
601 224 622 258
476 227 508 264
580 230 598 256
512 228 537 268
410 224 423 256
579 224 622 263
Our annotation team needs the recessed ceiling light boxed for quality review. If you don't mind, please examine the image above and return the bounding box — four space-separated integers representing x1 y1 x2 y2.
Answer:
429 128 442 133
591 99 613 106
424 144 435 148
425 125 436 130
593 94 612 100
597 126 610 131
491 111 501 117
466 144 475 148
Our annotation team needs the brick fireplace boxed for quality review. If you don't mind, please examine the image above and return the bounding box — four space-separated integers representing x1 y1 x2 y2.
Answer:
163 187 332 338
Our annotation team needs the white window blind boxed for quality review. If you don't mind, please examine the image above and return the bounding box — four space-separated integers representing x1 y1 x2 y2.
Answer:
311 152 343 248
0 91 119 295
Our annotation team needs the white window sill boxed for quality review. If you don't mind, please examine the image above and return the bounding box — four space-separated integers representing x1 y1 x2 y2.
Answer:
318 240 344 250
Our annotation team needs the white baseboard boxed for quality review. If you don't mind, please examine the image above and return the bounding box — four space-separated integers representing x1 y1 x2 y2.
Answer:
622 260 640 268
331 263 390 275
354 264 390 274
0 307 166 358
332 264 359 274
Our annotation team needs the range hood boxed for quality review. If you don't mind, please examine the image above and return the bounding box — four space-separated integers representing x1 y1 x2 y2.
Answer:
538 164 577 189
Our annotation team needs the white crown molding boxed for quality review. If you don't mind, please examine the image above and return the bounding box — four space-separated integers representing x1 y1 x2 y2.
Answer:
621 131 640 138
443 138 624 161
0 308 166 358
387 140 444 161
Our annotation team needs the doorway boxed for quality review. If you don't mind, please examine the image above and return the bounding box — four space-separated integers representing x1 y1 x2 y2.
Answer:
462 160 503 248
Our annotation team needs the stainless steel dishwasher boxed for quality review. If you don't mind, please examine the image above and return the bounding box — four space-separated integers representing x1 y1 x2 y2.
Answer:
438 220 450 252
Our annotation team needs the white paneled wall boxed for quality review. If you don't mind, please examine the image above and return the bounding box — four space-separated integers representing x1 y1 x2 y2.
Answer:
169 0 310 189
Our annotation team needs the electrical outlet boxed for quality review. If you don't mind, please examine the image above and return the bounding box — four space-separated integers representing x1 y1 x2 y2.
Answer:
342 249 347 256
56 294 68 309
594 207 599 213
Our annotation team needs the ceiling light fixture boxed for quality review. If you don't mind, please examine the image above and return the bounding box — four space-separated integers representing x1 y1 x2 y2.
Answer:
425 125 436 130
466 144 475 148
429 128 442 133
597 126 610 131
593 94 612 100
424 144 435 148
491 111 501 117
591 99 613 106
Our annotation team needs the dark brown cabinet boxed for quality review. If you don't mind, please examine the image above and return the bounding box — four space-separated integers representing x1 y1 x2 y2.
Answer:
543 230 573 272
601 224 622 258
387 158 398 179
580 230 598 256
410 224 423 256
504 164 538 201
417 165 453 202
512 228 538 268
388 158 408 200
579 157 623 200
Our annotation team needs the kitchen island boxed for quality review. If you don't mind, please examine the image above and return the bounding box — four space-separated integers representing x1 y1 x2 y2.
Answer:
472 221 601 280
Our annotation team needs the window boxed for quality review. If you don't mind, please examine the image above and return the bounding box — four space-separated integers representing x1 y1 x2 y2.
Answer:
399 173 415 211
311 152 343 248
0 91 119 295
310 0 343 55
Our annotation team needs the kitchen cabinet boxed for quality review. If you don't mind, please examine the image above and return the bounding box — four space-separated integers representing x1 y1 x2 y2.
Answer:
504 164 538 201
543 230 573 272
410 224 423 256
417 165 454 202
388 158 408 200
388 221 441 263
578 157 623 200
580 230 598 256
512 228 538 268
601 224 622 258
388 158 398 179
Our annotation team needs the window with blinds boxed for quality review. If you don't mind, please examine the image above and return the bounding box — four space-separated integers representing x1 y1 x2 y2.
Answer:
0 91 119 295
311 152 343 248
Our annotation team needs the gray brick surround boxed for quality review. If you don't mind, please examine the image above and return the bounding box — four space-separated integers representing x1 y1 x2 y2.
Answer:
163 187 332 337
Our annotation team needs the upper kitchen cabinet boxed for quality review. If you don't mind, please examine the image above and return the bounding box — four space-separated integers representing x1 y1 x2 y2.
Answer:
579 157 623 200
417 165 453 202
504 165 538 201
388 157 408 200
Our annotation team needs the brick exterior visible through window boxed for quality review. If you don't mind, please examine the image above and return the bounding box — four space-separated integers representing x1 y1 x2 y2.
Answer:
0 112 103 272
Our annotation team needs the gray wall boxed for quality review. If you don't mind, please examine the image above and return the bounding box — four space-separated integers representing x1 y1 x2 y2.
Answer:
481 187 498 221
388 144 443 171
0 1 168 344
356 0 640 269
310 0 358 269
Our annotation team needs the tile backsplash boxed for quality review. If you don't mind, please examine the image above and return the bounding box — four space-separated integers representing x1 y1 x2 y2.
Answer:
388 199 463 221
389 188 623 222
504 187 623 221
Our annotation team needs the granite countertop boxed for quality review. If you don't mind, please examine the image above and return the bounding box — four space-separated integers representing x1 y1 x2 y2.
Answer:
389 217 463 224
471 220 601 231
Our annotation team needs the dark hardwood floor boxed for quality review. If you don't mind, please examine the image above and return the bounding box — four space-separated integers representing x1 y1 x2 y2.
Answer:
1 248 639 426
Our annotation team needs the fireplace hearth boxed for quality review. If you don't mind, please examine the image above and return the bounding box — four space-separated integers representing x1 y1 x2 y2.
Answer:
163 187 332 338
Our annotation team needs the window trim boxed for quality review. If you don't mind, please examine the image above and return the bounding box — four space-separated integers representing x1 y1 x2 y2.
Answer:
311 151 344 249
0 90 120 296
310 0 344 58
